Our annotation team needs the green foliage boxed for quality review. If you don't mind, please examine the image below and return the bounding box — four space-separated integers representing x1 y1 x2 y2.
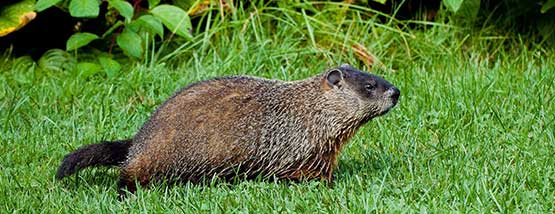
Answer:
4 0 555 81
13 0 202 77
10 56 37 84
136 15 165 38
32 0 195 62
66 32 99 51
98 56 122 78
443 0 463 12
69 0 100 18
148 0 162 9
0 0 36 37
150 4 192 39
117 28 144 58
440 0 555 47
37 49 76 72
35 0 62 12
108 0 134 22
77 62 102 79
441 0 481 22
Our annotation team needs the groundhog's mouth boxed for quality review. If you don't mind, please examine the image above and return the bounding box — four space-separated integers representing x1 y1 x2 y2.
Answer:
379 99 398 116
379 107 392 116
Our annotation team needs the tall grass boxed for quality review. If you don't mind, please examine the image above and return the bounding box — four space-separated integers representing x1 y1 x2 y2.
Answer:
1 1 554 212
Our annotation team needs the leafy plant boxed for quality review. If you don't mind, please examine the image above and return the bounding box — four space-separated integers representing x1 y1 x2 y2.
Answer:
34 0 194 61
5 0 555 76
21 0 203 78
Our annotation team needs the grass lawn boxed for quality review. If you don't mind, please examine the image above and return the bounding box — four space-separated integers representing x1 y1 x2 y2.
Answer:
1 5 555 212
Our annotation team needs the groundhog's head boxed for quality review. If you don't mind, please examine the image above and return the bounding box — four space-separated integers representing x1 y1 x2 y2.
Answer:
324 64 400 121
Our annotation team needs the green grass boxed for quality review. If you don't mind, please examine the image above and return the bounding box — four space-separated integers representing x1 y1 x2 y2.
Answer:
1 2 555 212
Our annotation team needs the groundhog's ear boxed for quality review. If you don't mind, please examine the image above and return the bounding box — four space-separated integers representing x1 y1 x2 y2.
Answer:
326 69 344 88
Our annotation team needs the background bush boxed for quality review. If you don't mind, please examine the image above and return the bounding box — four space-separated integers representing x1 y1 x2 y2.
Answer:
1 0 554 67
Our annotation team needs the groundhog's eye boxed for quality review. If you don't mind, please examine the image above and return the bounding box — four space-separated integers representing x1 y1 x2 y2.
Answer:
364 84 376 91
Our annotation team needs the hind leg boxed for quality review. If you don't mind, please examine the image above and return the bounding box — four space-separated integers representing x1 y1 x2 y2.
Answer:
117 160 153 199
117 172 138 199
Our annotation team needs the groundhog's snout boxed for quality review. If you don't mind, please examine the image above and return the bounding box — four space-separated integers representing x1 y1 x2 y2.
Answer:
388 87 400 105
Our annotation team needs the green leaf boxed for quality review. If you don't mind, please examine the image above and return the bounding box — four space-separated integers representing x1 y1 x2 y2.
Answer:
151 4 192 39
137 15 164 38
69 0 100 18
453 0 480 19
542 0 555 13
147 0 160 9
0 0 36 37
444 0 464 13
35 0 63 12
108 0 134 21
117 29 143 58
12 56 37 84
77 62 102 79
371 0 387 4
38 49 76 72
66 32 99 51
98 56 121 78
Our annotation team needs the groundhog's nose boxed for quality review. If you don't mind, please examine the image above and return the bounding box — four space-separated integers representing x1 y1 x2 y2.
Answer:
389 87 400 102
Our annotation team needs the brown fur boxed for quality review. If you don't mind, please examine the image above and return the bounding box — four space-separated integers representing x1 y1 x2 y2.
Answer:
56 64 400 196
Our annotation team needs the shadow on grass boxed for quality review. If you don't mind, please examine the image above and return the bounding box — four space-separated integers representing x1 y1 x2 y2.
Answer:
335 149 394 180
55 152 391 195
56 166 325 195
57 167 120 191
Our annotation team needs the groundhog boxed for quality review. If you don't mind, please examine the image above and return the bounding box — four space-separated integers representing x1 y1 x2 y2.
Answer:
56 64 400 196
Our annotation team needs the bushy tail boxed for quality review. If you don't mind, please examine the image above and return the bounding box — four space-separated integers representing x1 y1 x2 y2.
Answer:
56 139 132 179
